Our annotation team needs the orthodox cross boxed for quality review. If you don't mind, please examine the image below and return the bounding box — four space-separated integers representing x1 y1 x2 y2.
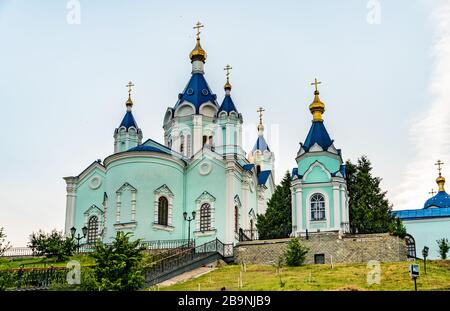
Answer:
126 81 135 96
310 78 322 92
257 107 265 125
435 160 444 176
224 64 232 79
429 189 436 196
193 22 204 39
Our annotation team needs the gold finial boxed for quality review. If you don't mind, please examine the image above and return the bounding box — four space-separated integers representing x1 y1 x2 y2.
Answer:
429 189 437 196
125 81 135 107
190 22 207 62
435 160 446 192
224 64 232 91
257 107 265 134
308 78 325 122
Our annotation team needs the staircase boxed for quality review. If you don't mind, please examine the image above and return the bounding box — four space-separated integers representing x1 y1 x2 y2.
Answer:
144 239 233 286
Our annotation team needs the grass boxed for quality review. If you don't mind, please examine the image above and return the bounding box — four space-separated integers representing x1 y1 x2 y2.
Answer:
0 254 95 270
159 260 450 291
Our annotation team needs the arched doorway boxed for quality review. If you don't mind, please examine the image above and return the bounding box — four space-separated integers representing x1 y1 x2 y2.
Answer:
405 234 416 258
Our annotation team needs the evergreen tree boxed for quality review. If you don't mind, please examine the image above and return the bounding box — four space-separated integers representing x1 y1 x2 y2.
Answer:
346 156 405 237
256 171 292 240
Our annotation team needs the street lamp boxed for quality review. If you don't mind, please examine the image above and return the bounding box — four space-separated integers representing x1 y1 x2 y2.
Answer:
183 211 196 247
70 226 88 252
422 246 429 274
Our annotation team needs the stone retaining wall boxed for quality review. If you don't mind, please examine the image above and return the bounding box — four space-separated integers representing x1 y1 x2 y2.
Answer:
234 232 407 265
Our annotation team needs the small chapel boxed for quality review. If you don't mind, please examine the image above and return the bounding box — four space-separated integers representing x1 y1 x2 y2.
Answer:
63 23 351 246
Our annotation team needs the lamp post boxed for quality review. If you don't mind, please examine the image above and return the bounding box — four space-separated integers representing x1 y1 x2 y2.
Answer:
183 211 196 247
70 226 88 253
422 246 429 275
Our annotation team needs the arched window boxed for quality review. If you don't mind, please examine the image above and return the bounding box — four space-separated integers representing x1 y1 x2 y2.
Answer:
200 203 211 232
203 135 208 146
256 165 261 175
180 134 185 154
158 196 169 226
186 134 192 157
87 216 99 244
234 206 239 233
405 234 416 258
310 193 326 221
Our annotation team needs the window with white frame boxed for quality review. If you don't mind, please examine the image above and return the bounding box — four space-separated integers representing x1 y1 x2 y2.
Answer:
158 196 169 226
310 193 326 221
87 215 99 244
199 203 211 232
186 134 192 157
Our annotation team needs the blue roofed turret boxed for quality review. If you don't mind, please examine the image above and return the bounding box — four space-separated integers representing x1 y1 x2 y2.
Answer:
218 64 239 115
173 22 219 114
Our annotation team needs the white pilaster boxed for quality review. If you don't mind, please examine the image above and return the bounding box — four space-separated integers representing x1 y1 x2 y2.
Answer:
333 185 340 229
193 115 202 153
64 178 77 235
225 162 235 244
131 191 136 221
295 187 303 232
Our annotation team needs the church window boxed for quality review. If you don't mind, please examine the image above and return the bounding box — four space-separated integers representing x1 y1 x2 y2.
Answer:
405 234 416 258
234 206 239 233
186 134 192 157
203 135 207 146
200 203 211 232
158 196 169 226
310 193 326 221
256 165 261 176
209 135 213 145
180 134 185 154
87 216 99 244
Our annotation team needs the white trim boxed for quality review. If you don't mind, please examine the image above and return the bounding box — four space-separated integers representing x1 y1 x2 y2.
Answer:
152 223 175 232
309 143 324 152
333 185 340 228
194 229 217 238
154 184 175 227
303 161 332 182
195 191 216 232
306 190 330 229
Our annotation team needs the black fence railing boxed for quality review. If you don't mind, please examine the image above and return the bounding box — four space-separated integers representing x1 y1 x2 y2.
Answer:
238 229 259 242
1 239 194 258
144 239 233 285
0 267 68 290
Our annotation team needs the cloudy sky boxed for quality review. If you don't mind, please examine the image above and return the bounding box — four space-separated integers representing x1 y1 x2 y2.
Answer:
0 0 449 245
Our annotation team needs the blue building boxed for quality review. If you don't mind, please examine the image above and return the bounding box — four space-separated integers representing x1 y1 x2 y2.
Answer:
394 162 450 259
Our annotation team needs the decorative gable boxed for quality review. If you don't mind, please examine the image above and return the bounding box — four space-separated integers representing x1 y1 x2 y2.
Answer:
154 184 174 197
84 204 104 217
309 143 324 152
196 191 216 203
303 161 331 183
116 182 137 193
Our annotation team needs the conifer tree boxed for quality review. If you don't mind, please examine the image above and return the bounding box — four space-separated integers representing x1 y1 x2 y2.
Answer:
256 171 292 239
346 156 405 237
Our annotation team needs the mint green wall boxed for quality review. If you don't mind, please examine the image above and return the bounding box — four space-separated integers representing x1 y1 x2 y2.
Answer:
104 156 184 242
301 186 335 229
304 166 330 183
297 155 340 176
403 218 450 259
185 157 227 244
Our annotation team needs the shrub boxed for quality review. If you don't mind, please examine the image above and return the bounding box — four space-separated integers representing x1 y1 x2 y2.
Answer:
85 231 146 291
284 238 309 267
0 227 11 256
437 238 450 260
29 230 76 262
388 218 407 239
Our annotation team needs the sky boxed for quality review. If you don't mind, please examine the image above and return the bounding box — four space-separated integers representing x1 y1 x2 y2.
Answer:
0 0 448 245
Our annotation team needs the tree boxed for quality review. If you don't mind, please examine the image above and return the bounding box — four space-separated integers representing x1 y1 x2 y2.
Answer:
256 171 292 240
346 156 405 236
29 229 76 262
284 238 309 267
83 231 146 291
0 227 11 256
437 238 449 260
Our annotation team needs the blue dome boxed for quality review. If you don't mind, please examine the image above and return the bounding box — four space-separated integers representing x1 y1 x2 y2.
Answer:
116 111 139 131
218 95 238 114
423 191 450 209
174 73 218 113
127 145 169 154
252 136 270 152
302 121 333 152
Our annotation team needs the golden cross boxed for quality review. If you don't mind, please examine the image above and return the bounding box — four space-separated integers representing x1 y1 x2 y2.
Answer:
257 107 265 124
193 21 204 39
435 160 444 176
224 64 232 78
429 189 437 196
126 81 135 95
310 78 322 92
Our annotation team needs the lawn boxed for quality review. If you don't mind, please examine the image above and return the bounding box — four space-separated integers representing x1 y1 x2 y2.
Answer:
0 255 95 270
159 260 450 291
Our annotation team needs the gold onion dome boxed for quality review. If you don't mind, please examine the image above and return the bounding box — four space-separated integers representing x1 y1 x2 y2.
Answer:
190 38 207 62
309 78 325 122
437 175 446 192
224 80 232 91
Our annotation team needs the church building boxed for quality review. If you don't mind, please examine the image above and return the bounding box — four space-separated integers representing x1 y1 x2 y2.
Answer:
63 23 275 246
394 161 450 259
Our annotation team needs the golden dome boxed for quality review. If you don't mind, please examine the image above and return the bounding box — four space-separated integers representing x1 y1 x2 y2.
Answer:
309 90 325 122
224 80 232 91
436 175 446 192
190 37 207 63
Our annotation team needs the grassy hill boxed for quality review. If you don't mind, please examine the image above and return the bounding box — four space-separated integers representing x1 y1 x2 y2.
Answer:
158 260 450 291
